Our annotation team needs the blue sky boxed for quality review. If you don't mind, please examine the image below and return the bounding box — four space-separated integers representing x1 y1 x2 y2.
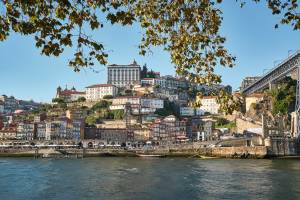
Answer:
0 2 299 103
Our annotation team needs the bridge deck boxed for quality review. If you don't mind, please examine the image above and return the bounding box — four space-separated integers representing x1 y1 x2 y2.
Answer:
242 51 300 95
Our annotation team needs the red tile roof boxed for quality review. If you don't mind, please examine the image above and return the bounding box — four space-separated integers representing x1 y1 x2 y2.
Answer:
60 90 85 95
86 84 115 88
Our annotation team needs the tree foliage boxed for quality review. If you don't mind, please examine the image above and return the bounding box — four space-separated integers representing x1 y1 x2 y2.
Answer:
155 101 178 117
268 77 297 115
77 96 86 102
1 0 298 113
91 100 110 112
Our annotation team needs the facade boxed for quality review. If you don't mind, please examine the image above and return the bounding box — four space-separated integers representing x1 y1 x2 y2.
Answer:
34 113 47 123
110 96 164 114
0 126 17 140
141 98 164 109
36 122 46 140
199 96 219 115
45 120 67 140
186 118 214 141
71 120 85 141
66 109 87 120
84 127 134 145
0 95 18 114
44 119 83 141
85 84 118 101
150 115 188 144
141 76 188 89
180 107 195 116
17 122 36 140
107 60 141 87
56 86 86 102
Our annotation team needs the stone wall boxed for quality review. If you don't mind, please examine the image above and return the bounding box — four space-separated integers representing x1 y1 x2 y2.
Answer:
265 137 298 157
236 118 261 134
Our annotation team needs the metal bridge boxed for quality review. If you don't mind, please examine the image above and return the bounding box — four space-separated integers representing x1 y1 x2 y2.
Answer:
241 51 300 140
241 51 300 95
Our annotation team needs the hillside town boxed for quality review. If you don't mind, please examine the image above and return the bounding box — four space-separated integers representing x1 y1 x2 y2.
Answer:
0 56 299 157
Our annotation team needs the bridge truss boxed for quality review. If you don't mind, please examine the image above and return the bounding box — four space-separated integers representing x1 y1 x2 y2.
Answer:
241 51 300 139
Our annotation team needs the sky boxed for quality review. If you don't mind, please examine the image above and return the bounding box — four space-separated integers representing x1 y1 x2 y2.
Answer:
0 1 299 103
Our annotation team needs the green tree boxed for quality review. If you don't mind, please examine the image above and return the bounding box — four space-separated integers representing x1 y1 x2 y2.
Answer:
77 96 86 102
155 101 178 117
141 64 148 78
85 115 97 125
111 109 125 119
268 77 297 115
52 97 65 104
103 95 113 99
91 100 110 112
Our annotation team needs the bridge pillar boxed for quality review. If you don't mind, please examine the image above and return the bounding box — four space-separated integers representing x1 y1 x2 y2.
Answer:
296 64 300 141
268 81 275 91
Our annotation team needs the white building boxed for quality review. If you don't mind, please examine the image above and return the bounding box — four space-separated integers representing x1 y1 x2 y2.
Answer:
141 98 164 109
112 96 140 106
107 60 141 88
86 84 118 101
199 96 220 115
110 97 163 114
180 107 195 116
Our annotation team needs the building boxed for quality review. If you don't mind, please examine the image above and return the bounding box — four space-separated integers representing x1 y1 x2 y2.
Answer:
141 76 188 89
34 113 47 123
150 115 188 144
85 84 118 101
240 76 261 91
36 122 46 140
45 120 68 140
0 126 17 140
17 122 36 140
56 86 86 102
71 120 85 141
0 102 4 113
186 118 215 141
66 109 87 120
107 60 141 87
0 95 18 114
199 96 220 115
84 127 134 145
43 118 82 141
110 96 164 114
180 107 195 116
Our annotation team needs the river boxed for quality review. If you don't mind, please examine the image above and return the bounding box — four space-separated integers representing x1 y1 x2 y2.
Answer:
0 158 300 200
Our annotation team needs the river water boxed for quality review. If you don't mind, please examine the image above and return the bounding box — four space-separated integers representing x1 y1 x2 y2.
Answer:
0 158 300 200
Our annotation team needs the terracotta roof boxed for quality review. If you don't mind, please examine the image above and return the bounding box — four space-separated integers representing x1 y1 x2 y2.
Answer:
86 84 115 88
60 90 85 95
